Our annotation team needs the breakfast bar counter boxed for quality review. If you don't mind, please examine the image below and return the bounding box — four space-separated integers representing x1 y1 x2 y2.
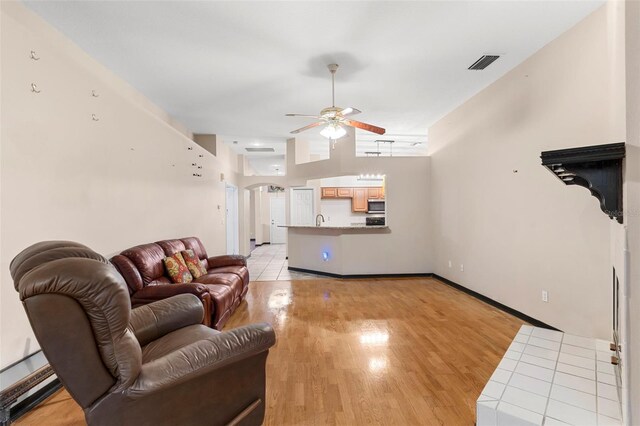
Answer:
280 225 388 230
281 224 412 277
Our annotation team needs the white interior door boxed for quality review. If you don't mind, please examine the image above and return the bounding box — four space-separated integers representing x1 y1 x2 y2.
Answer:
226 185 239 254
269 197 286 244
291 188 314 225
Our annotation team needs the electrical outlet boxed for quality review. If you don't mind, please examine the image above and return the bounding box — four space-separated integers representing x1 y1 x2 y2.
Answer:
542 290 549 303
460 264 464 272
448 260 452 268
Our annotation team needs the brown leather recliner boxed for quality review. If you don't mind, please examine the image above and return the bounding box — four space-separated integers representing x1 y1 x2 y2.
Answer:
111 237 249 329
11 241 276 426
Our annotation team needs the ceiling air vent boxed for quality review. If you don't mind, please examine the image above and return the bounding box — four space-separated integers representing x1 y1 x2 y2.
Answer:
245 147 275 152
468 55 500 70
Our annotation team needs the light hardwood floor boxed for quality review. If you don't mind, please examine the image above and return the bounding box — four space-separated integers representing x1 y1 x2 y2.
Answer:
15 277 524 425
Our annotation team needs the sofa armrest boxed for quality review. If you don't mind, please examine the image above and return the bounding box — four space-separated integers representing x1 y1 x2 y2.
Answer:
131 283 208 303
131 284 212 327
128 323 276 395
130 294 204 346
207 254 247 269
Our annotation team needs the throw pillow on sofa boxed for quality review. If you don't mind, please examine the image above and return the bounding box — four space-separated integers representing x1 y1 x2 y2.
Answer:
163 252 193 283
181 249 207 278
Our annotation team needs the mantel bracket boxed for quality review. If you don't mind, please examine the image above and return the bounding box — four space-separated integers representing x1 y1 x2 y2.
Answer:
541 143 625 223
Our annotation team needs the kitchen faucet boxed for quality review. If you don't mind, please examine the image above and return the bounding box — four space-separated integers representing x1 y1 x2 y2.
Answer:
315 214 325 227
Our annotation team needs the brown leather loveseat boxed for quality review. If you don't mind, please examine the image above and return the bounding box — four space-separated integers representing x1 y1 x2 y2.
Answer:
111 237 248 329
11 240 275 425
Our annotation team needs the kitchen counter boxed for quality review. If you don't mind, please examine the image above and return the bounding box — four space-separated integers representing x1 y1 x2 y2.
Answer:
283 224 392 277
279 225 388 229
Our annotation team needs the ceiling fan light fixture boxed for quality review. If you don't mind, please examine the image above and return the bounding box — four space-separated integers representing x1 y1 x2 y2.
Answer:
320 123 346 140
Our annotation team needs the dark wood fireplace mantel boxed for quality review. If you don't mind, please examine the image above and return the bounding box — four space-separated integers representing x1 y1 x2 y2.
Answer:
541 142 625 223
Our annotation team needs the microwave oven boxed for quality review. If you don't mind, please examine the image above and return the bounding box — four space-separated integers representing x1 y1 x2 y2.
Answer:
367 199 385 213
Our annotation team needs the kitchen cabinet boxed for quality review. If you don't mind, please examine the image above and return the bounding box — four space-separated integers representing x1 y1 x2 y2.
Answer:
337 188 353 198
321 186 384 204
321 187 337 198
352 188 368 212
367 187 382 200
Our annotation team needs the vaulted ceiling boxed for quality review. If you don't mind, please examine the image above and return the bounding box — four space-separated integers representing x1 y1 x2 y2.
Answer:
24 0 603 174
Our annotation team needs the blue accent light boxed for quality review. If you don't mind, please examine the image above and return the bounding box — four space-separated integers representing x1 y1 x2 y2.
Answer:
322 251 330 261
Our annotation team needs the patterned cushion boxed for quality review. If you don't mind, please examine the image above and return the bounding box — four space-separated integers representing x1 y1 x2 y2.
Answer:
181 249 207 279
163 252 193 283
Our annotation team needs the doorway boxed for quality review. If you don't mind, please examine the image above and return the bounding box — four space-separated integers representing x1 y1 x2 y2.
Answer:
226 184 239 255
269 197 286 244
291 188 314 226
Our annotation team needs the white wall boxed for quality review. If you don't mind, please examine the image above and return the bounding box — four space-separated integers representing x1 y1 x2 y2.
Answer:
320 199 366 226
0 3 240 368
623 0 640 421
428 4 624 339
288 157 431 275
249 190 256 239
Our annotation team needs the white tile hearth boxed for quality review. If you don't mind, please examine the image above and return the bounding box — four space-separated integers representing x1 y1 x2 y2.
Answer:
477 400 498 425
560 343 594 359
599 414 623 426
531 327 562 342
544 417 570 426
528 336 561 351
558 352 594 370
498 358 518 372
501 386 548 414
597 372 617 386
553 371 596 395
476 325 623 426
555 362 595 380
546 399 597 425
597 382 619 402
508 373 551 397
519 354 556 370
597 361 617 376
514 362 554 382
496 401 543 426
509 341 526 352
598 397 622 420
490 368 512 385
481 381 506 400
504 349 522 361
549 384 596 411
523 345 558 361
563 334 596 349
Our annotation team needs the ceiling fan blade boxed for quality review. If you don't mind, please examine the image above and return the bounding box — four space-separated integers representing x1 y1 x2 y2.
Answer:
290 121 323 134
343 119 386 135
340 107 361 117
286 113 320 118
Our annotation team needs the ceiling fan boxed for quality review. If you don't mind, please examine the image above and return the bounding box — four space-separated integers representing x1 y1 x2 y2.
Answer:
286 63 385 140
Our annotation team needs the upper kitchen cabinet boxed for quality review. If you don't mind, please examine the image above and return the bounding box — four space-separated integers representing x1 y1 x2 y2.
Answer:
321 187 354 198
352 188 368 212
367 187 385 200
321 187 338 198
337 188 353 198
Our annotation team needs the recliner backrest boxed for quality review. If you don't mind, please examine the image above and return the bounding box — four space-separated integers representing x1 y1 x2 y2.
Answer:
155 239 186 256
11 241 142 407
181 237 209 263
118 243 170 287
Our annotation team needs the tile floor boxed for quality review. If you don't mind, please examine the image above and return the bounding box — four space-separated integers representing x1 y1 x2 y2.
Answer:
248 244 322 281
